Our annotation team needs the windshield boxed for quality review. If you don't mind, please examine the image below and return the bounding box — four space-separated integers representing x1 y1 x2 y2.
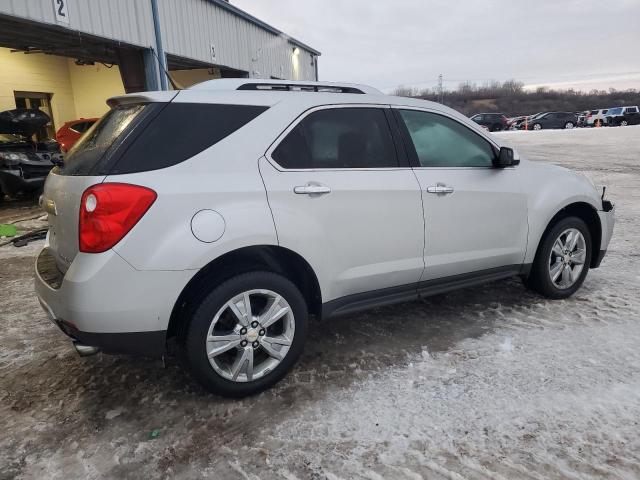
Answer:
0 133 26 144
62 104 147 175
607 108 623 115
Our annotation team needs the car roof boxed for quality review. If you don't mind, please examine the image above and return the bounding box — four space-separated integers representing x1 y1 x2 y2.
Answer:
107 80 501 146
190 79 384 95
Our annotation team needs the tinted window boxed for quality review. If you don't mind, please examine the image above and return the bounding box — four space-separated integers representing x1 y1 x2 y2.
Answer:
68 122 84 133
110 103 268 174
398 110 495 168
627 107 638 113
471 115 483 122
60 103 268 175
272 108 397 169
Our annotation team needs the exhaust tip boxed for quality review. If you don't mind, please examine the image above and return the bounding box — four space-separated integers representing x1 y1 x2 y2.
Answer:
73 342 100 357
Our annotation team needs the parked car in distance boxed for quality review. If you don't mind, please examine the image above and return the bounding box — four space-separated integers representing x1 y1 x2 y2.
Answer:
585 109 609 127
0 109 61 200
506 116 525 130
606 106 640 126
469 112 509 131
512 112 543 130
56 118 99 152
35 79 615 397
525 112 577 130
577 111 590 127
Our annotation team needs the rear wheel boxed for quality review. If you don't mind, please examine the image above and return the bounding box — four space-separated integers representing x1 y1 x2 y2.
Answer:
525 216 592 299
621 120 628 127
184 271 308 397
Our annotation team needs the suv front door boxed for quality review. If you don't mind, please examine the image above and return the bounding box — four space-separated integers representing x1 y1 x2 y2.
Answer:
394 108 528 281
260 105 425 304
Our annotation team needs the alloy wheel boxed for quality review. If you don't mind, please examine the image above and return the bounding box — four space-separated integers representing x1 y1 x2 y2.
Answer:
548 228 587 289
205 289 295 382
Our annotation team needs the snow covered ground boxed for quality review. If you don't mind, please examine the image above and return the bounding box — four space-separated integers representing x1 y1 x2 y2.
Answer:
1 126 639 479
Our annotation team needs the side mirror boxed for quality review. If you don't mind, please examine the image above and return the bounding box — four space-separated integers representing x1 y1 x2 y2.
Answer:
495 147 518 168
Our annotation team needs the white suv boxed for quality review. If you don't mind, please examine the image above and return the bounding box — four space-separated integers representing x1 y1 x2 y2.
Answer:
35 79 615 397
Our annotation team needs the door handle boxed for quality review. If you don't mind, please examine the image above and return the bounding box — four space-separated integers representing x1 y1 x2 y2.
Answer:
426 185 454 194
294 183 331 195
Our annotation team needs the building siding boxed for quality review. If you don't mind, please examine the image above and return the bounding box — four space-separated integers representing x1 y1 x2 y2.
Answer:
0 0 318 80
1 0 156 48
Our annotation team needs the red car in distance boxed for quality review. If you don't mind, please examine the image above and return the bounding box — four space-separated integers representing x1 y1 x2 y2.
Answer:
56 118 98 152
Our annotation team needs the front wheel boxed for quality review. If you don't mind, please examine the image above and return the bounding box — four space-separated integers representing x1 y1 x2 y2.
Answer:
564 122 575 129
533 123 542 131
525 216 592 299
184 271 308 397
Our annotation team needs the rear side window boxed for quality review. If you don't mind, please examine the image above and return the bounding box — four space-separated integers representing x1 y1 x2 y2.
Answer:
272 108 397 169
110 103 268 174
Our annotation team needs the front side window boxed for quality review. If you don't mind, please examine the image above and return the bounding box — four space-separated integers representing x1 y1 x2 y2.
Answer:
398 110 495 168
272 108 397 169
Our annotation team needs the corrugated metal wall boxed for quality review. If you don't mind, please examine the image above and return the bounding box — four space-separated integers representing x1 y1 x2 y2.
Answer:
158 0 316 80
0 0 318 80
0 0 156 48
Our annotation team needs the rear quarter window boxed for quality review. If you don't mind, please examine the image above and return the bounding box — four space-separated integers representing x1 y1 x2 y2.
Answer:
109 103 268 174
60 103 268 176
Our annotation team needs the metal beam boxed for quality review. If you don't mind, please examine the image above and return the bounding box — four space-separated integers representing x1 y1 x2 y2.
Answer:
150 0 168 91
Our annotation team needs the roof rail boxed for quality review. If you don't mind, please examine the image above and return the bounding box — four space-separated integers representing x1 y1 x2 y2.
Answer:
190 79 383 95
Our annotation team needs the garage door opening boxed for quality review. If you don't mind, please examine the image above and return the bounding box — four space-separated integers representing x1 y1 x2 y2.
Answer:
167 54 248 89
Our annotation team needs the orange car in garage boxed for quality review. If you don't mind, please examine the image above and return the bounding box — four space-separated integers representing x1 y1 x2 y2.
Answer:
56 118 98 152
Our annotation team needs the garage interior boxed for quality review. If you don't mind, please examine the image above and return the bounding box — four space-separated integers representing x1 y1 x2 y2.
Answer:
0 13 250 141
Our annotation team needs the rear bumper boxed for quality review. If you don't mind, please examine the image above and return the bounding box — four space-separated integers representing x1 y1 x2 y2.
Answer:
38 296 166 356
34 243 193 357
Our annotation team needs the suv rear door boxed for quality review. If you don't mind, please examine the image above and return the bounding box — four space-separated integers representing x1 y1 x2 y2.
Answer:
393 108 528 281
260 105 424 303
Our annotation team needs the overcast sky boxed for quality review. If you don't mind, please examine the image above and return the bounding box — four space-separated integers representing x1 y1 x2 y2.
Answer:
232 0 640 93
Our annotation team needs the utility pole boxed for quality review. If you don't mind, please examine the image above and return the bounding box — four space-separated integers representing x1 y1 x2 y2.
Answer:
437 74 444 104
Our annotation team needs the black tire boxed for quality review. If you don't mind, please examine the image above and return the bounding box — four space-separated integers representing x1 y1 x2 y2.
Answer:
184 271 308 397
533 123 542 131
564 122 575 129
525 216 592 299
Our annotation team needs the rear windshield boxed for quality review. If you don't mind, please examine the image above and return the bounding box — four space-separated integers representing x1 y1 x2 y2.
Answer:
60 103 268 176
62 105 147 175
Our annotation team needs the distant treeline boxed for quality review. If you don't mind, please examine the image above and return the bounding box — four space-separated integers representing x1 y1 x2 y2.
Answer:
392 80 640 117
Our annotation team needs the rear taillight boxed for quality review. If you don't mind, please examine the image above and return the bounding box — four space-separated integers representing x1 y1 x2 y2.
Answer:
79 183 157 253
